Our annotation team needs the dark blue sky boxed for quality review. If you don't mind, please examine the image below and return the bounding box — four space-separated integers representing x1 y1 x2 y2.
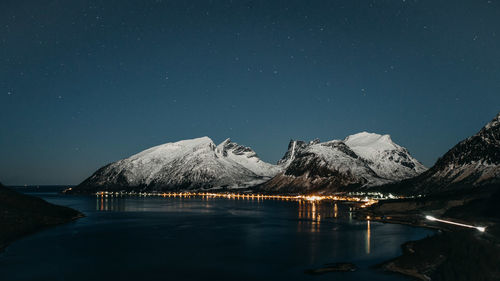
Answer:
1 0 499 185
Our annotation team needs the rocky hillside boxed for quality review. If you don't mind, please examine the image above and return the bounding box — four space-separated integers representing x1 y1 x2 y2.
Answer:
377 112 500 195
260 132 426 194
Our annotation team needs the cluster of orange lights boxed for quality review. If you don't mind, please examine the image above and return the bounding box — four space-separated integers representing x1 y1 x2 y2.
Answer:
95 191 378 204
359 199 378 208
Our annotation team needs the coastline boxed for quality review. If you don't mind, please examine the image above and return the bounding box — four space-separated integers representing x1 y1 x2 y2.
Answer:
356 198 500 281
0 184 85 252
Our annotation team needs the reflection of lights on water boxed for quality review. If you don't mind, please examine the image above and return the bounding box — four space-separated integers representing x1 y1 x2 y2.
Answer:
425 215 486 232
297 201 345 233
366 220 371 254
97 195 128 211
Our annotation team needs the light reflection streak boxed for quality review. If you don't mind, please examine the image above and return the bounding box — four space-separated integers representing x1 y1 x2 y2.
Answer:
96 194 126 211
298 202 321 233
366 220 371 254
296 201 343 233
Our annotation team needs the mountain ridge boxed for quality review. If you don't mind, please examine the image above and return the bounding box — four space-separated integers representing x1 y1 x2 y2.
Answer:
259 132 426 194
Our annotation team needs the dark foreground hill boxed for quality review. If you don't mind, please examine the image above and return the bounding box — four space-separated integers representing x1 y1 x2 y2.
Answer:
362 186 500 281
375 112 500 196
358 112 500 280
0 182 83 251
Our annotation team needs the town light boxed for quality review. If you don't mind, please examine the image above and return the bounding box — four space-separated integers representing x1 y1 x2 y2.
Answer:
305 196 323 201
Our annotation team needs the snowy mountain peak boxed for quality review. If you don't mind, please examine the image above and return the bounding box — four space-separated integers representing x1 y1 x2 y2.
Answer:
180 136 213 144
344 132 395 150
129 136 215 161
483 112 500 130
309 138 321 145
277 139 309 166
73 137 282 193
344 132 426 180
265 132 427 194
216 138 256 158
163 136 213 147
219 138 232 146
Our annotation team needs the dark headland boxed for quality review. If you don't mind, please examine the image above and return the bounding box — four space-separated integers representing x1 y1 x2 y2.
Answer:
358 187 500 281
0 182 84 251
358 113 500 280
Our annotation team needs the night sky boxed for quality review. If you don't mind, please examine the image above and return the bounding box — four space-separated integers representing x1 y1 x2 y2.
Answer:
1 1 499 185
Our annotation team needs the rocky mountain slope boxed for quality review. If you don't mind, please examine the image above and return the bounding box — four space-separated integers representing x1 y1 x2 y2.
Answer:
377 112 500 195
71 137 282 193
260 132 426 194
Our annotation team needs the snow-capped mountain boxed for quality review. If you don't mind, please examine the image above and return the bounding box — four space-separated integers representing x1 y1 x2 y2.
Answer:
344 132 427 181
260 132 426 194
71 137 282 193
380 112 500 195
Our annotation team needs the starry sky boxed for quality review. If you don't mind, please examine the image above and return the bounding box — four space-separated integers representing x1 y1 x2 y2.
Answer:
1 0 499 185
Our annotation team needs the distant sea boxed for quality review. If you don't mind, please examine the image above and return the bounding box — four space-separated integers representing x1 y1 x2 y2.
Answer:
0 186 432 281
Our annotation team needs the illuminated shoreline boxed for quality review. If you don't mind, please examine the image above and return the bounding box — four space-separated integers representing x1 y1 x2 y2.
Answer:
94 191 379 207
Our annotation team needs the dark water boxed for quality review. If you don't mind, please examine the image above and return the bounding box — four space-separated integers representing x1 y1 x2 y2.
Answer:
0 189 432 281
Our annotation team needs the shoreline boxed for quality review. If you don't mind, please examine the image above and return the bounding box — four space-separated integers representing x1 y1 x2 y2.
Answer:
0 184 85 253
352 212 440 281
366 216 439 281
356 203 500 281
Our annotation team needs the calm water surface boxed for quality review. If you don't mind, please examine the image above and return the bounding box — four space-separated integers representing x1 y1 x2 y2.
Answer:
0 189 432 281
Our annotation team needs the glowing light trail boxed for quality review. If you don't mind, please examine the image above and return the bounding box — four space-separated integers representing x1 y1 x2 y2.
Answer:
425 215 486 232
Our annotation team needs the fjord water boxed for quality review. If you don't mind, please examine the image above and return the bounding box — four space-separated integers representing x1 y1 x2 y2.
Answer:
0 188 431 281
